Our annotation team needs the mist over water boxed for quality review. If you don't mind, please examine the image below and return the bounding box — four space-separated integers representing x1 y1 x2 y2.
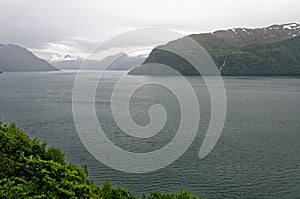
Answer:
0 71 299 198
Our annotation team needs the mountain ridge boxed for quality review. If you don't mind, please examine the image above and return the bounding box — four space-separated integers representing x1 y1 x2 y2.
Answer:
0 44 58 72
129 22 300 76
50 52 146 70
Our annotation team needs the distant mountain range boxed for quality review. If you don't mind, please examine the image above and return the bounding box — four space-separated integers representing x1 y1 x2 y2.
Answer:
50 53 147 71
0 44 146 72
0 44 58 72
129 23 300 76
2 23 300 75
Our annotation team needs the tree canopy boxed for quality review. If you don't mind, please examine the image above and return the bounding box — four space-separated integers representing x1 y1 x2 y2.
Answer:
0 119 202 199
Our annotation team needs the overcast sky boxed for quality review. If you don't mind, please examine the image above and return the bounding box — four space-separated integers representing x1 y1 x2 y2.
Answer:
0 0 299 59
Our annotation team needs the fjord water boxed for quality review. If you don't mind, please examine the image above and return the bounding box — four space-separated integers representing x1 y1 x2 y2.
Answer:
0 71 299 198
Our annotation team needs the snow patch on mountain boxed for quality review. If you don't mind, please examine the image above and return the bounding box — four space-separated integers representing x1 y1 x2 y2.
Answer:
49 54 81 62
283 23 300 30
231 28 238 35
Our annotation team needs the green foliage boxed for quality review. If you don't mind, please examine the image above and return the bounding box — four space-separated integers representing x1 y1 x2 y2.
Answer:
142 189 197 199
100 180 137 199
0 120 100 198
46 147 65 165
0 119 203 198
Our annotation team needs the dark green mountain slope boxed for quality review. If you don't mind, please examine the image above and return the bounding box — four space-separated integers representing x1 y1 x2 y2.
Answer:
220 36 300 75
129 23 300 76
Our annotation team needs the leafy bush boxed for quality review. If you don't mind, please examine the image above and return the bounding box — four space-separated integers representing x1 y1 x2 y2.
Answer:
0 119 203 198
0 120 100 198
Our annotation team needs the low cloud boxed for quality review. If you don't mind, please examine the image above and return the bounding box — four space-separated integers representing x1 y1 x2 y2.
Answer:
1 0 299 59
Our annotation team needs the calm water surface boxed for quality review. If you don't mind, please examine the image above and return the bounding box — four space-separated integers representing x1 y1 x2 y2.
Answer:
0 71 299 198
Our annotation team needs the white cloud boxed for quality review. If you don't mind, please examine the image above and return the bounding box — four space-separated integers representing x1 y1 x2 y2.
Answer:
0 0 299 59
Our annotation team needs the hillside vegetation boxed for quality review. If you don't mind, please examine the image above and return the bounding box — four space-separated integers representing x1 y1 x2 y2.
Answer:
129 23 300 76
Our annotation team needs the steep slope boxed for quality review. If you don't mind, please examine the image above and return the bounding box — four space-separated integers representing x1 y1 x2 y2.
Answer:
129 23 300 76
221 36 300 75
0 44 58 72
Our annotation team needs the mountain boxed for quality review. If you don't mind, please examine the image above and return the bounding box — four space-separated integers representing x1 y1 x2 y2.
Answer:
97 53 147 70
49 54 81 62
50 53 146 71
49 54 99 70
0 44 58 72
219 36 300 75
128 23 300 76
